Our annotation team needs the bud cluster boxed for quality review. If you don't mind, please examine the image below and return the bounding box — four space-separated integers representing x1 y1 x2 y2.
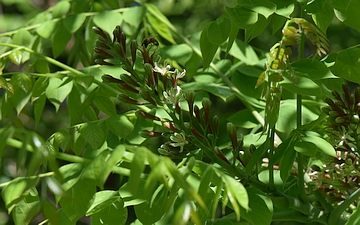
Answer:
309 83 360 206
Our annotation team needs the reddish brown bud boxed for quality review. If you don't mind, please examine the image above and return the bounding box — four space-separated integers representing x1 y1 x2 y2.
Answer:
194 105 201 124
190 126 204 140
227 122 237 150
214 146 230 165
117 94 143 105
139 91 157 106
94 47 114 59
139 130 163 138
92 26 110 40
130 40 138 66
163 121 178 131
135 110 161 121
120 74 140 87
184 90 195 117
94 59 114 66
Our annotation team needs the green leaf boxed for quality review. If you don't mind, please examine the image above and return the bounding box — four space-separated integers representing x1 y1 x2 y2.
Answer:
207 17 231 45
225 6 258 29
13 73 32 93
334 0 360 32
34 95 46 125
281 75 323 96
291 58 336 80
277 100 318 134
222 175 248 220
12 28 32 46
93 11 123 36
228 109 259 129
239 0 277 19
279 142 296 182
240 187 273 225
229 39 259 65
94 95 117 116
34 59 50 74
128 149 147 195
45 77 73 111
87 191 121 215
91 197 127 225
328 48 360 84
11 85 32 115
305 0 326 14
62 13 86 33
36 20 57 39
346 202 360 225
312 3 334 33
146 9 176 44
52 1 71 18
54 130 71 152
79 122 106 149
83 146 125 188
200 23 219 69
12 188 40 225
272 0 295 18
294 140 317 157
123 5 146 29
52 23 72 58
42 199 60 225
2 176 38 210
107 115 134 138
134 187 167 225
328 0 352 10
9 49 23 65
245 14 270 42
59 179 96 223
302 132 336 157
32 77 49 99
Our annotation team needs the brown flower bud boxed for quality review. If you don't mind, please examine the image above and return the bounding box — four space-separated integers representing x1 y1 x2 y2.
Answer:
214 146 230 165
194 105 201 124
135 110 161 121
184 90 195 117
139 130 163 138
94 47 114 59
92 26 110 40
227 122 237 150
94 59 114 66
163 121 178 131
120 74 140 87
117 94 143 105
130 39 138 66
139 90 157 106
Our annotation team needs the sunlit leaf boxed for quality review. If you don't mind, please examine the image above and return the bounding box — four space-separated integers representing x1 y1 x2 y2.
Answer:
91 197 127 225
225 6 258 29
12 28 32 46
291 58 336 80
62 13 86 33
12 188 40 225
240 187 273 225
45 77 73 111
123 5 146 29
239 0 277 19
107 115 134 138
2 176 38 210
36 20 57 39
52 1 71 18
93 11 123 36
334 0 360 32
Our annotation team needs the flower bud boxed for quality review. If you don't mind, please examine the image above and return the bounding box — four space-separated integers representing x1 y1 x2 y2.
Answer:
117 80 138 93
92 26 110 40
102 74 121 83
114 42 125 58
213 115 219 136
139 90 157 106
139 130 163 138
144 63 155 87
194 105 201 124
183 90 195 117
227 122 237 150
94 59 114 66
95 39 111 50
130 39 138 66
190 126 204 140
163 121 179 131
135 110 161 121
94 47 114 59
214 146 230 165
117 94 143 105
120 74 140 87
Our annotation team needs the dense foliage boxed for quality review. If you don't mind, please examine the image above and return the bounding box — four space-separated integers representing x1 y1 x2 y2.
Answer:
1 0 360 224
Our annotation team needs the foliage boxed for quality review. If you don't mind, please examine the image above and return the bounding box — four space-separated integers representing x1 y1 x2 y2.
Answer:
1 0 360 224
